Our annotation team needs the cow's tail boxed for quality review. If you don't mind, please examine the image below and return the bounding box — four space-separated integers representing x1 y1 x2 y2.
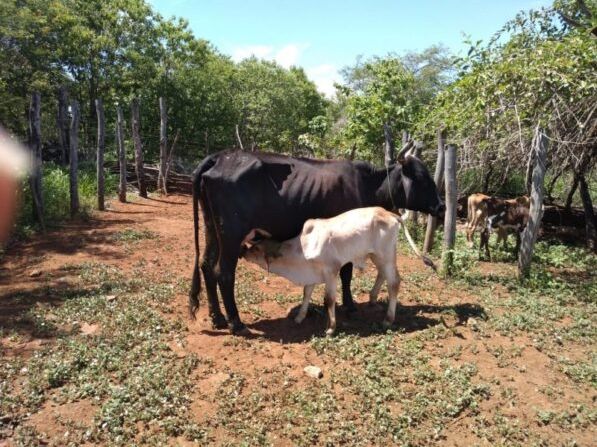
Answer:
395 214 438 272
188 156 216 320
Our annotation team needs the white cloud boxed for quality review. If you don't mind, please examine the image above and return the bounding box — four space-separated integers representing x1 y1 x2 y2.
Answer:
230 43 308 68
274 44 308 68
306 64 341 98
230 43 339 97
231 45 274 62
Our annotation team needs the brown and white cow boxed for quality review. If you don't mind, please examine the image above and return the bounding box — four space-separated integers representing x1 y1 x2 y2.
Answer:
466 194 530 251
481 200 531 259
241 207 435 335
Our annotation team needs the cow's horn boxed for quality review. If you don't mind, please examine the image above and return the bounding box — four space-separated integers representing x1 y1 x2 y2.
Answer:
396 140 414 163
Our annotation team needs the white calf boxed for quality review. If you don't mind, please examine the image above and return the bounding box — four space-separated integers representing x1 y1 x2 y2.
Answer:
241 207 434 335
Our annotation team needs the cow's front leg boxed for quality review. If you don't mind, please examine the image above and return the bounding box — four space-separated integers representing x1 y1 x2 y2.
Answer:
339 263 357 314
295 284 314 324
324 278 337 336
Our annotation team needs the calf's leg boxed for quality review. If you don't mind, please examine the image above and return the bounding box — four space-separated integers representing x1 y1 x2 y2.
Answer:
382 265 401 329
324 278 337 336
295 284 315 324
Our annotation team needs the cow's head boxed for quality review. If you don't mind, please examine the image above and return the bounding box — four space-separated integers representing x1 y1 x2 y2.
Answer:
240 229 282 270
391 141 445 218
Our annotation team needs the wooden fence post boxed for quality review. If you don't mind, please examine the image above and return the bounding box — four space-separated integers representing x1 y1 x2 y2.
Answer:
579 176 596 252
116 105 127 203
158 97 168 194
442 143 457 276
518 127 547 278
96 99 105 211
57 86 69 165
423 129 446 254
28 92 45 231
383 123 395 167
69 100 80 216
131 98 147 198
165 129 180 186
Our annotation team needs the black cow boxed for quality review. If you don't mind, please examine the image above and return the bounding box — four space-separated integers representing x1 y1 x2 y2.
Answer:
189 142 445 334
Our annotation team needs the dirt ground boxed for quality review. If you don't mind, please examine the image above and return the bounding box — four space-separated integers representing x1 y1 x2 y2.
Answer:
1 194 595 446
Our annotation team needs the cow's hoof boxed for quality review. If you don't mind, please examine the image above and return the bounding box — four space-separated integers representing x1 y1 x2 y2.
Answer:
294 315 306 325
325 328 335 337
340 303 358 316
230 321 251 336
368 301 383 311
382 319 393 330
210 313 228 330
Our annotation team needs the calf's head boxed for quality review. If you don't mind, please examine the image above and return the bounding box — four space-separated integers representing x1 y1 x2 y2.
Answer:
240 228 283 269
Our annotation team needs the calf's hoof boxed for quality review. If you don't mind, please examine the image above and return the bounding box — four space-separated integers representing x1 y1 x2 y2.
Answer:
294 314 306 325
210 313 229 330
325 328 335 337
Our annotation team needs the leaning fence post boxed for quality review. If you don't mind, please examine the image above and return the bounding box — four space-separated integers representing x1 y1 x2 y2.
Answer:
96 99 105 210
423 129 446 254
518 127 547 278
69 100 80 217
116 105 127 203
28 92 45 231
158 97 168 194
442 143 457 276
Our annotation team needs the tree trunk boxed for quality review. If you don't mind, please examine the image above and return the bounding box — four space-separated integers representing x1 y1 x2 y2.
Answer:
69 100 80 217
116 105 127 203
235 124 245 150
95 98 105 211
442 143 457 276
158 97 168 194
564 176 579 210
525 150 535 196
131 98 147 198
518 127 547 279
57 86 69 165
383 123 395 167
423 129 446 254
28 92 45 231
578 176 596 252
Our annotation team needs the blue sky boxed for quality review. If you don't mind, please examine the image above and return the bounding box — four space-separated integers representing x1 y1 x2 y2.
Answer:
148 0 552 96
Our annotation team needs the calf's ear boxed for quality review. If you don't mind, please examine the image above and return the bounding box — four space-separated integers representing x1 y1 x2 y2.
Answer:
242 228 272 245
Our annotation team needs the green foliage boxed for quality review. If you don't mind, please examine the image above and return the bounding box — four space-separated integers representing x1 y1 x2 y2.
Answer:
16 163 117 235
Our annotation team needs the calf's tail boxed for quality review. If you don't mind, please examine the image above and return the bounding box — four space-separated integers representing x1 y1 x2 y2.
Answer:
395 214 437 272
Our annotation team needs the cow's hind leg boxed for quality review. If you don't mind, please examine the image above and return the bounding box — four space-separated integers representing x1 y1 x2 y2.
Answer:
201 236 227 329
295 284 315 324
216 240 248 335
339 263 357 314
